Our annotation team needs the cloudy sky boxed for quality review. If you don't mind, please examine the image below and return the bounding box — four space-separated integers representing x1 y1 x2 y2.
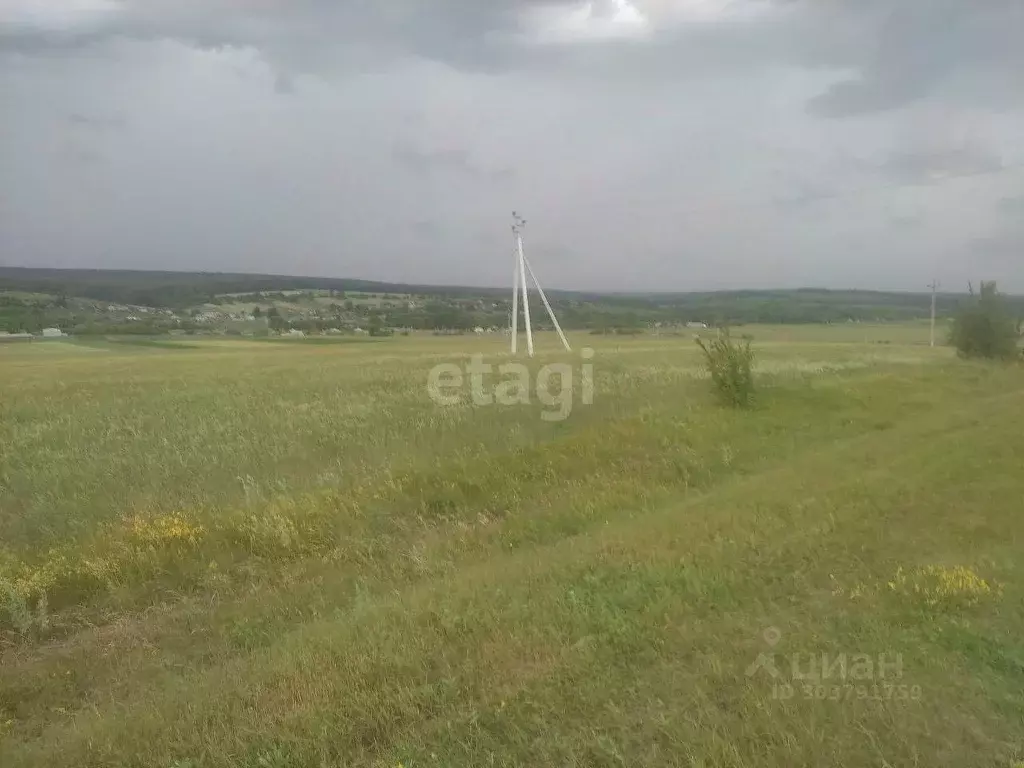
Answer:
1 0 1022 292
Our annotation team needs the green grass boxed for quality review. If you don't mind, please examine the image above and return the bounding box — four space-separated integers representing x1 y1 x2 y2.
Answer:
250 336 388 345
1 326 1022 767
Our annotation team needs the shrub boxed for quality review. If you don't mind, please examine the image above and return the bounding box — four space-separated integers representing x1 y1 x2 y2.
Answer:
695 328 755 408
949 281 1021 360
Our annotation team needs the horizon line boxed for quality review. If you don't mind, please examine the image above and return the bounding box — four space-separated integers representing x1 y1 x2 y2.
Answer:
0 265 1006 298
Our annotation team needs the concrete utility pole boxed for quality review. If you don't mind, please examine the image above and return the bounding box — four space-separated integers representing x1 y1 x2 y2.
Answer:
509 212 570 357
515 215 534 358
929 279 940 348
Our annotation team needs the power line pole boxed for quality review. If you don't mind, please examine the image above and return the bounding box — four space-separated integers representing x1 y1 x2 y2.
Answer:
508 211 570 357
510 240 520 355
522 254 571 352
512 212 533 357
929 279 940 348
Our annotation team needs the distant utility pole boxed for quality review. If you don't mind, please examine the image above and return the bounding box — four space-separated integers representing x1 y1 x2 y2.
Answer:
929 279 940 347
513 213 534 357
509 212 571 357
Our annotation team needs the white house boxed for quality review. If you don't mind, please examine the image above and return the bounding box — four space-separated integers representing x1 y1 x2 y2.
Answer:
41 328 65 338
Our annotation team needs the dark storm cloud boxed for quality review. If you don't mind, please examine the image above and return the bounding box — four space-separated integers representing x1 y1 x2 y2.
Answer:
2 2 1017 71
0 1 539 57
805 1 959 117
804 0 1024 117
5 1 1018 121
2 0 1023 292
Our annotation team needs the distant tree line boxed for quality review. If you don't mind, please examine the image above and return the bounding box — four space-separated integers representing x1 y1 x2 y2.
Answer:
0 268 507 310
3 268 1023 335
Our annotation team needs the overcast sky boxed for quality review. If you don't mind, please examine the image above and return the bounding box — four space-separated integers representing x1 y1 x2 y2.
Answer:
1 1 1022 292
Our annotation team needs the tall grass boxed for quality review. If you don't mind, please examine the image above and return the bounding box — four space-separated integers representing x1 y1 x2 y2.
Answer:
2 329 1022 767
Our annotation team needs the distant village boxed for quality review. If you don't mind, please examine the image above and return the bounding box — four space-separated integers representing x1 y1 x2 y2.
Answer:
1 273 969 340
1 290 540 340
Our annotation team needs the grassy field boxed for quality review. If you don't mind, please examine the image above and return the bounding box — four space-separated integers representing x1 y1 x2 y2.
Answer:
1 324 1022 767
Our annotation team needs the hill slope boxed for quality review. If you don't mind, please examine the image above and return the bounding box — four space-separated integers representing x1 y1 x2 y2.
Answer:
4 266 1020 330
2 334 1022 766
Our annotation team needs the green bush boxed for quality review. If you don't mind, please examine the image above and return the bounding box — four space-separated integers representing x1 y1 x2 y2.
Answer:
695 328 755 408
949 281 1021 361
368 320 393 337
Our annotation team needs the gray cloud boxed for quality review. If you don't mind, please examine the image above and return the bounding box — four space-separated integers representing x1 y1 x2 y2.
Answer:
887 213 923 231
0 1 534 64
873 146 1005 186
805 2 958 117
1 1 1022 292
970 230 1024 267
392 143 514 182
970 186 1024 269
5 1 1020 117
997 195 1024 217
804 0 1024 117
57 141 103 167
67 112 127 130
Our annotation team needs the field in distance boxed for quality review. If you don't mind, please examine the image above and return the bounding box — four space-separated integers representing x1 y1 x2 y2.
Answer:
1 324 1022 767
